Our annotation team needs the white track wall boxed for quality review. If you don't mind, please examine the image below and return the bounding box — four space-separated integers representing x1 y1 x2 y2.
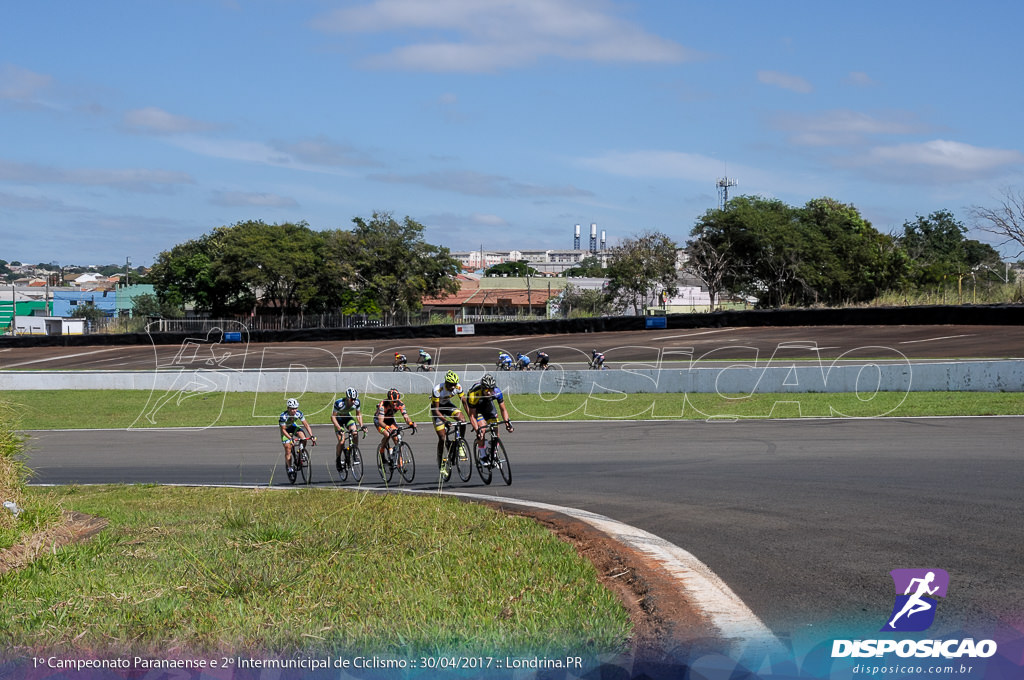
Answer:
2 361 1022 394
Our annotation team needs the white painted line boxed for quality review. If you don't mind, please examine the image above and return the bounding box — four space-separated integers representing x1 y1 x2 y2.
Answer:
899 334 974 344
1 348 119 368
408 489 786 657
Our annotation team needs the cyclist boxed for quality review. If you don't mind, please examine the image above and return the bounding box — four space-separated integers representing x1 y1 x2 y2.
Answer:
591 349 606 370
417 349 433 370
374 388 416 464
535 350 550 370
430 370 474 472
466 373 513 462
393 352 408 371
497 351 514 371
279 398 316 475
331 388 365 472
515 352 531 371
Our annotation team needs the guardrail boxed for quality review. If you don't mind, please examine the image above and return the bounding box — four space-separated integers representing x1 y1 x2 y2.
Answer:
2 361 1021 393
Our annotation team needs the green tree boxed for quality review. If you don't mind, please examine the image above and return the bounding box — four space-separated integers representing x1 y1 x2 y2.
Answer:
70 301 106 324
485 260 540 277
605 231 679 315
131 293 162 318
562 256 605 277
557 283 611 317
349 212 461 316
217 220 323 322
899 210 1001 286
692 196 905 307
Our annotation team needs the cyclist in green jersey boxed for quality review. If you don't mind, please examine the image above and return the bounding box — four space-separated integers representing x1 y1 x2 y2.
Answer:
279 398 316 475
332 387 365 472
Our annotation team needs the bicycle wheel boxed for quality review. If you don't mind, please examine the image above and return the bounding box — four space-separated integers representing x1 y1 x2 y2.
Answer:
439 442 453 483
397 442 415 483
493 439 512 485
349 446 363 482
378 446 394 483
454 438 472 482
337 446 348 481
475 439 493 485
299 446 311 485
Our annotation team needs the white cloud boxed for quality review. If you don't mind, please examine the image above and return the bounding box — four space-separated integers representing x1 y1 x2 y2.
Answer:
845 71 876 87
271 135 380 167
864 140 1023 172
123 107 218 135
0 158 194 193
0 63 52 105
577 150 725 181
839 140 1024 183
312 0 698 72
370 169 592 198
772 109 928 146
210 191 299 208
167 135 370 175
757 70 813 94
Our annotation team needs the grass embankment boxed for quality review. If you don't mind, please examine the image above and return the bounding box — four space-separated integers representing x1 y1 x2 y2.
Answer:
0 402 61 550
0 485 628 656
4 390 1023 430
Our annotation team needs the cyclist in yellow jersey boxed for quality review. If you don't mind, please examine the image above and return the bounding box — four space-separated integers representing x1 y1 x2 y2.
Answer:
430 370 474 470
466 373 513 462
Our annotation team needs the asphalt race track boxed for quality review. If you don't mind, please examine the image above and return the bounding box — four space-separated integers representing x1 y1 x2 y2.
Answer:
12 324 1024 642
24 416 1024 641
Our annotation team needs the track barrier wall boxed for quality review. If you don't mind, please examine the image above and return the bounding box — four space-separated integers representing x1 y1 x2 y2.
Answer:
1 304 1022 349
2 361 1021 393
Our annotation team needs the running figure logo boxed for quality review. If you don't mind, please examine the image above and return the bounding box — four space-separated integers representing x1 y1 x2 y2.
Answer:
882 568 950 632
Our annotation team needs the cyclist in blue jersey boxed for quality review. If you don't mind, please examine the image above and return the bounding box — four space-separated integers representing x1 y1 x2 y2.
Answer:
279 398 316 475
515 352 531 370
497 351 514 371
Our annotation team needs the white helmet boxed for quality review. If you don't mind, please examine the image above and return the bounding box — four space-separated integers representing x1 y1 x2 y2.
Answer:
346 387 358 400
286 398 299 409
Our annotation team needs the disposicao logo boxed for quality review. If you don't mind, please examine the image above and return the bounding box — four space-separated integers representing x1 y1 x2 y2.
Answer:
882 568 949 632
831 568 998 659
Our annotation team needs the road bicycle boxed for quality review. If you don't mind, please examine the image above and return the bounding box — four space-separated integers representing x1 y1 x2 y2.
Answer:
393 362 411 372
336 426 366 483
376 424 416 485
287 435 315 485
473 420 513 486
588 357 607 370
439 421 473 484
416 361 432 372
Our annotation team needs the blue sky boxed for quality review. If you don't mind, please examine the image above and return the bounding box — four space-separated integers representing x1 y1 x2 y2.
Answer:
2 1 1022 267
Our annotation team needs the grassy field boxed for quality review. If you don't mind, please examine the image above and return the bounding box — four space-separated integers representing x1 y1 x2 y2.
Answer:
3 389 1022 430
3 388 1021 657
0 485 630 656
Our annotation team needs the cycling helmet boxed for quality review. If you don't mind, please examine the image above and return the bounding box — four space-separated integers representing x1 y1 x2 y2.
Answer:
346 387 358 400
395 352 402 358
444 370 459 385
480 373 497 389
286 398 299 409
386 388 401 402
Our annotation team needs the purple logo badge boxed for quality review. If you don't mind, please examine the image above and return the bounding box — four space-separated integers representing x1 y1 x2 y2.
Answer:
882 568 949 632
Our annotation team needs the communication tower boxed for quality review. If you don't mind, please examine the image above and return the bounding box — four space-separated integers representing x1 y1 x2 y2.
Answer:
716 174 737 211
